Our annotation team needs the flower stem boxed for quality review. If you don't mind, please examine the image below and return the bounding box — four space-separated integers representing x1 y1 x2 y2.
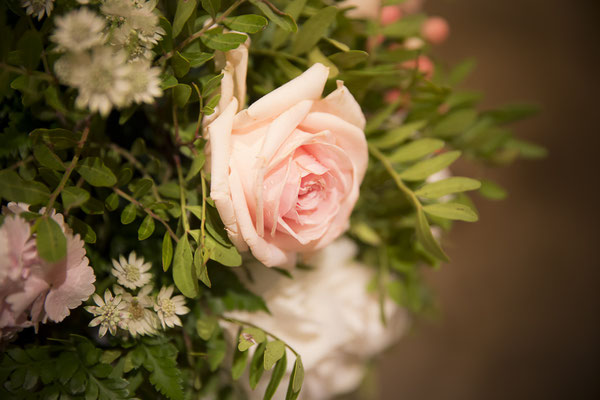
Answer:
174 155 189 233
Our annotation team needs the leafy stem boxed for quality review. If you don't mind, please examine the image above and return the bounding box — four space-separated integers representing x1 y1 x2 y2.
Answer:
174 155 189 233
220 316 300 357
44 121 90 216
200 170 207 254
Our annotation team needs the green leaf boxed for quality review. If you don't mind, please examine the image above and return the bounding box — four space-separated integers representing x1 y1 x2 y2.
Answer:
173 235 199 298
201 73 224 97
105 192 119 211
200 0 220 18
70 216 97 243
141 343 184 400
365 99 402 134
232 345 249 380
205 233 242 267
290 356 304 395
138 215 155 240
194 246 211 287
33 143 65 171
264 353 287 400
18 31 42 70
171 51 190 78
44 85 68 114
100 350 122 365
82 196 105 215
328 50 368 69
201 28 248 51
160 74 178 90
370 120 426 149
239 327 266 351
207 337 226 372
350 221 381 246
172 0 197 38
224 14 268 33
264 340 285 371
249 342 266 389
388 138 445 163
196 316 218 340
185 153 205 181
0 169 50 205
486 103 540 125
249 0 297 32
308 47 339 78
291 6 337 55
415 208 449 262
30 128 81 150
132 178 153 198
61 186 90 210
117 167 133 187
423 202 478 222
381 14 425 38
479 179 507 200
399 151 461 181
180 51 214 68
162 232 174 271
415 177 481 199
121 203 137 225
77 157 117 187
432 109 478 138
505 138 547 159
36 216 67 262
173 84 192 108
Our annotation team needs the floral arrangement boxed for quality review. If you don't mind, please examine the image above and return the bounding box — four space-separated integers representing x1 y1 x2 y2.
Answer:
0 0 544 399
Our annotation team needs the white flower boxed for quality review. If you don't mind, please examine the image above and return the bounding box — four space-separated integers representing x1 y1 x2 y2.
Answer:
227 239 409 400
51 8 106 52
114 285 159 337
102 0 165 50
124 59 162 104
154 286 190 329
85 289 129 337
111 251 152 290
21 0 54 20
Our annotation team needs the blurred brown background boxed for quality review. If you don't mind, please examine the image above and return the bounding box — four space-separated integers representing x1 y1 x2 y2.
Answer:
374 0 600 399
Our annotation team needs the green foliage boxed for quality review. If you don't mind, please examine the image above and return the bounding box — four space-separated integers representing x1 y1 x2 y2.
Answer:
140 340 184 400
35 216 67 262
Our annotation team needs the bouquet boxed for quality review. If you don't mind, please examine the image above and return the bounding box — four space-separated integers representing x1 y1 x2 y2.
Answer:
0 0 544 399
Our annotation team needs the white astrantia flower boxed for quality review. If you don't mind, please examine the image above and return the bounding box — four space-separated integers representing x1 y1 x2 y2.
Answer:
85 289 129 337
51 8 106 53
124 59 162 104
70 47 131 116
114 285 159 337
111 251 153 290
21 0 54 21
154 286 190 329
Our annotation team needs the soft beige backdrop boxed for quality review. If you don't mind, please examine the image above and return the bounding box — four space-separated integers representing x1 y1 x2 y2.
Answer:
354 0 599 399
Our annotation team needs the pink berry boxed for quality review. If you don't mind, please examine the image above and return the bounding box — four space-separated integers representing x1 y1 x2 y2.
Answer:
385 89 401 104
422 17 450 44
401 56 434 78
380 6 402 26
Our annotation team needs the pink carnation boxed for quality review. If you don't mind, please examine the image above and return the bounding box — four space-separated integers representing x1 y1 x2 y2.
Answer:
0 203 96 341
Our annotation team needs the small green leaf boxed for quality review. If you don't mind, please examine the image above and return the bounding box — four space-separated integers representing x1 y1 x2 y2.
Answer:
185 153 206 181
173 0 197 38
432 109 478 138
201 0 221 18
117 167 133 187
479 179 507 200
381 14 425 38
289 356 304 395
264 340 285 371
415 177 481 199
44 86 68 114
100 350 122 365
264 353 287 400
141 343 184 400
162 232 174 271
132 178 153 198
76 157 117 187
415 208 449 262
399 151 461 181
30 128 81 150
121 203 137 225
423 202 478 222
194 246 211 287
205 233 242 267
173 84 192 108
291 6 337 55
388 138 445 163
70 216 96 243
505 138 547 159
61 186 90 210
18 31 42 70
232 345 249 380
201 28 248 51
350 221 381 246
201 73 224 97
105 192 120 211
249 0 297 32
160 74 178 90
81 196 105 215
171 51 191 78
196 316 218 340
0 169 50 205
36 216 67 262
207 338 226 372
249 342 266 389
173 235 199 298
308 47 339 78
224 14 268 33
138 215 155 240
239 327 266 351
370 120 426 149
328 50 368 69
33 143 65 171
180 51 214 68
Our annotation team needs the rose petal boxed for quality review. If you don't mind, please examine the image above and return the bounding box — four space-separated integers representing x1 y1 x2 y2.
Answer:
311 81 366 129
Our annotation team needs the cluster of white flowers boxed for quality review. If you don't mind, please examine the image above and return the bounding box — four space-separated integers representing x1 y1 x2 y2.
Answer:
50 1 163 116
20 0 54 20
85 252 189 338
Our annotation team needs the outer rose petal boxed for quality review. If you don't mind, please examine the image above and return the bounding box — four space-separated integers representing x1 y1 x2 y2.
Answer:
311 81 366 130
340 0 381 19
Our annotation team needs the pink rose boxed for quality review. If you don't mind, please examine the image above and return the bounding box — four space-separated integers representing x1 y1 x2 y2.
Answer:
207 63 368 267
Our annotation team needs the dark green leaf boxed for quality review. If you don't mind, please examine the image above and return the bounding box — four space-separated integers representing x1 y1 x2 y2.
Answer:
415 177 481 199
205 233 242 267
291 6 337 55
61 186 90 210
249 0 297 32
162 232 174 271
36 216 67 262
201 29 248 51
70 216 97 243
171 51 190 78
201 73 224 97
173 235 199 298
173 84 192 108
77 157 117 187
105 192 120 211
121 203 137 224
141 343 184 400
18 31 42 70
207 337 226 371
201 0 220 19
44 86 68 114
264 340 285 370
30 128 81 150
232 344 249 380
264 353 287 400
194 246 211 287
138 215 155 240
180 51 214 68
160 74 178 90
224 14 268 33
33 143 65 171
185 153 205 181
172 0 197 38
239 327 266 351
249 341 266 390
0 169 50 205
285 356 304 399
132 178 153 198
399 151 461 181
415 208 449 262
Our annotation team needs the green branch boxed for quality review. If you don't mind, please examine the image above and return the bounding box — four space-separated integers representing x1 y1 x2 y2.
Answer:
221 316 301 357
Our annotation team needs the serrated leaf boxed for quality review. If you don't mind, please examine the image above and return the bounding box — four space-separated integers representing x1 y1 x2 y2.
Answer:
415 177 481 199
264 352 287 400
201 29 248 51
328 50 368 69
171 51 190 78
77 157 117 187
100 350 122 365
264 340 285 371
61 186 90 210
36 216 67 262
432 109 478 138
370 120 426 149
388 138 445 163
162 232 174 271
232 344 249 380
423 202 478 222
173 235 199 298
415 208 449 262
138 215 155 240
201 0 220 18
291 6 337 55
224 14 268 33
33 143 65 171
249 341 266 390
121 203 137 225
173 84 192 108
0 169 50 205
479 179 507 200
172 0 197 38
141 343 184 400
249 0 297 32
399 151 461 181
